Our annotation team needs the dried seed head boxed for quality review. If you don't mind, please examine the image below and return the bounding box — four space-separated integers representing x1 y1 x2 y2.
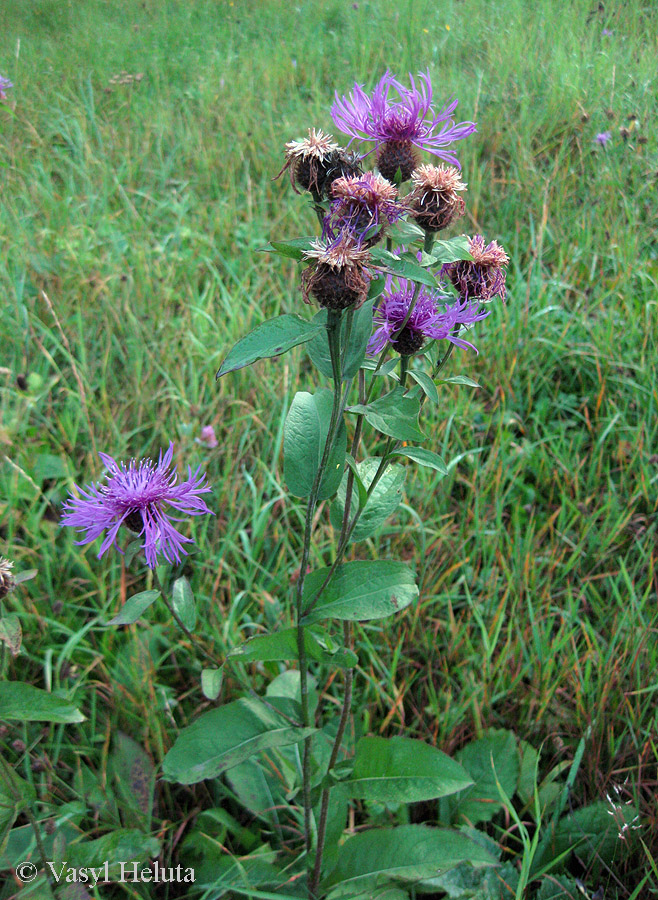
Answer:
408 163 467 232
276 128 345 194
301 238 371 310
442 234 509 303
0 557 15 600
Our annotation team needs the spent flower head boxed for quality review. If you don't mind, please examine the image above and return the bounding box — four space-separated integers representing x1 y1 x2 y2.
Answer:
323 171 404 247
442 234 509 303
331 69 476 181
0 76 13 103
61 443 213 569
301 236 371 311
0 557 15 600
407 164 466 233
276 128 362 196
367 270 489 357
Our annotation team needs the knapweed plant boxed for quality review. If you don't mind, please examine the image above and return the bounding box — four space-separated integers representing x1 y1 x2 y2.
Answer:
57 70 513 897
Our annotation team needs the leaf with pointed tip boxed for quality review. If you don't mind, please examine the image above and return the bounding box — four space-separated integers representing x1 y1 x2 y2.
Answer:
330 458 405 542
392 447 448 475
302 560 417 623
260 237 316 259
216 315 324 377
162 696 315 784
346 737 473 803
348 387 424 442
307 300 376 380
284 389 346 500
106 590 159 626
0 683 85 723
322 825 498 895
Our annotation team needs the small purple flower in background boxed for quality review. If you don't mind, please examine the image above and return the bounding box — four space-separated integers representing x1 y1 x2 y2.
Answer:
442 234 509 303
0 76 13 103
200 425 218 448
602 28 613 36
367 272 489 357
331 69 476 181
324 171 404 247
61 443 213 568
595 131 612 146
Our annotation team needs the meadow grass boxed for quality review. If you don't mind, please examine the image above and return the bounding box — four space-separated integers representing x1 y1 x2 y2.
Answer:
1 0 657 895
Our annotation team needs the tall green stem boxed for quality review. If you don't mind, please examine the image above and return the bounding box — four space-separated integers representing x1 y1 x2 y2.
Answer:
294 309 343 890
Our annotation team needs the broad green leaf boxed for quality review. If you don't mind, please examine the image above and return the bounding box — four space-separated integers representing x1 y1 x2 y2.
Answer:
348 387 424 442
551 801 640 868
330 458 405 542
284 389 346 500
66 828 160 871
346 736 473 803
432 235 473 264
307 300 375 380
360 357 399 378
302 560 418 624
201 667 224 700
162 696 315 784
260 236 316 260
323 825 497 895
454 730 519 825
172 577 196 631
0 683 84 724
392 447 448 475
216 315 324 377
109 733 156 828
407 369 439 404
228 628 358 669
106 590 159 626
0 615 22 657
368 248 438 289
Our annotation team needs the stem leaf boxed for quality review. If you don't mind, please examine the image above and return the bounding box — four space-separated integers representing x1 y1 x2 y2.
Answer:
301 560 418 623
216 315 324 377
284 389 346 500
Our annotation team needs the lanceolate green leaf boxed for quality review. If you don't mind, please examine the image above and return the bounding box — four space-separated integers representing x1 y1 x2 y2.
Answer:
228 627 357 667
284 389 346 500
346 736 474 803
348 387 424 443
260 236 316 260
162 697 316 785
392 447 448 475
0 683 85 724
431 235 473 264
106 590 160 626
172 577 196 631
301 560 418 623
216 315 324 377
407 370 439 404
330 458 405 542
323 825 498 895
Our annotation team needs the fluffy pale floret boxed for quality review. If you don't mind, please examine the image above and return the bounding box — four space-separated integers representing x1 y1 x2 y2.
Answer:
61 443 213 568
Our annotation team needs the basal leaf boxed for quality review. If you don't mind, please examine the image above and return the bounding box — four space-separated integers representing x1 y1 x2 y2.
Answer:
0 683 85 724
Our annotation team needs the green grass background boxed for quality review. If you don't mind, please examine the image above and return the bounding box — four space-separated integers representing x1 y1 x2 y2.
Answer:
1 0 657 894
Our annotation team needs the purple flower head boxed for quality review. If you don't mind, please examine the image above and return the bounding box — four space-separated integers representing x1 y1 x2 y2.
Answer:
331 70 476 180
367 270 489 357
0 76 13 102
323 171 405 247
61 443 213 568
200 425 218 448
595 131 612 146
602 28 613 36
441 234 509 303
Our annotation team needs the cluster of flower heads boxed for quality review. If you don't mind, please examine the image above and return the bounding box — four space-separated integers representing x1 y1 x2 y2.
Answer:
281 71 508 355
0 76 13 103
61 443 213 569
